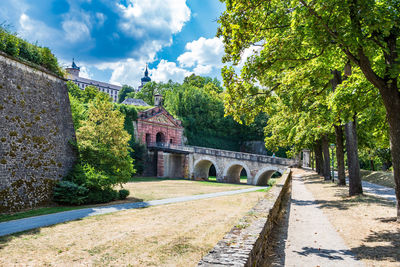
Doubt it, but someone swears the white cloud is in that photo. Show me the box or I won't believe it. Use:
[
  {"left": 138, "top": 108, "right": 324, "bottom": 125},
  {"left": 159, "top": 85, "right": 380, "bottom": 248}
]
[
  {"left": 62, "top": 20, "right": 91, "bottom": 43},
  {"left": 96, "top": 58, "right": 191, "bottom": 87},
  {"left": 117, "top": 0, "right": 191, "bottom": 37},
  {"left": 177, "top": 37, "right": 224, "bottom": 75},
  {"left": 151, "top": 60, "right": 192, "bottom": 83},
  {"left": 79, "top": 66, "right": 92, "bottom": 79},
  {"left": 19, "top": 14, "right": 61, "bottom": 45}
]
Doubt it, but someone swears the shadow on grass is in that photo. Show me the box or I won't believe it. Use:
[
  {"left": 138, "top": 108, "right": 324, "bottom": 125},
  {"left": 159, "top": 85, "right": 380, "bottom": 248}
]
[
  {"left": 351, "top": 227, "right": 400, "bottom": 262},
  {"left": 298, "top": 175, "right": 395, "bottom": 211},
  {"left": 0, "top": 228, "right": 41, "bottom": 249}
]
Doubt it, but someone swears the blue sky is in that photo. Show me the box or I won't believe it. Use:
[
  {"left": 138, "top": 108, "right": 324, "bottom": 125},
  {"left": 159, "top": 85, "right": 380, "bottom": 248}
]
[{"left": 0, "top": 0, "right": 226, "bottom": 87}]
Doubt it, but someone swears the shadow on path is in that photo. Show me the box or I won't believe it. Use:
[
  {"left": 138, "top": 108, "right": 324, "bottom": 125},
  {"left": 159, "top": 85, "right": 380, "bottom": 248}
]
[{"left": 294, "top": 246, "right": 356, "bottom": 260}]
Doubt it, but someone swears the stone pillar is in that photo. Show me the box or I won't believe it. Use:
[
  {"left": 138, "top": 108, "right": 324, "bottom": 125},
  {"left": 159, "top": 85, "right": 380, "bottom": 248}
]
[
  {"left": 302, "top": 149, "right": 311, "bottom": 168},
  {"left": 182, "top": 154, "right": 189, "bottom": 178},
  {"left": 157, "top": 151, "right": 164, "bottom": 177}
]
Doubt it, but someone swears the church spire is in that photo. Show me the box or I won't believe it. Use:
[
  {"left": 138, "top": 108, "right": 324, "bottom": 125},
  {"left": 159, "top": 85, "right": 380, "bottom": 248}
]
[{"left": 144, "top": 64, "right": 149, "bottom": 77}]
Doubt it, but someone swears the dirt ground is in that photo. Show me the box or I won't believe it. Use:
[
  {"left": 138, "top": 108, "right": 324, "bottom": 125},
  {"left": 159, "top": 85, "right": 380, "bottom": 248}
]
[
  {"left": 0, "top": 191, "right": 264, "bottom": 266},
  {"left": 117, "top": 179, "right": 255, "bottom": 203},
  {"left": 295, "top": 168, "right": 400, "bottom": 267}
]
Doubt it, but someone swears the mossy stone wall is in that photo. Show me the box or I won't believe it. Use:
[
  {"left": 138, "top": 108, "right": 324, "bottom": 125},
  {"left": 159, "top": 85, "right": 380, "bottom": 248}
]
[{"left": 0, "top": 53, "right": 76, "bottom": 213}]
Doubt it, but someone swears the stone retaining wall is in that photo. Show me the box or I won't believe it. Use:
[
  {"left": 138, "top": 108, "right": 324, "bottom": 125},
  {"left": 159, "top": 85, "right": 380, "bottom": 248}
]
[
  {"left": 0, "top": 52, "right": 76, "bottom": 213},
  {"left": 198, "top": 169, "right": 292, "bottom": 266}
]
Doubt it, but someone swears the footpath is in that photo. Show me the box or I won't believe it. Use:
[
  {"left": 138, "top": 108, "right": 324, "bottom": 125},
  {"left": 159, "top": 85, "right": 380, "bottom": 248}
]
[
  {"left": 0, "top": 186, "right": 266, "bottom": 237},
  {"left": 284, "top": 172, "right": 365, "bottom": 266}
]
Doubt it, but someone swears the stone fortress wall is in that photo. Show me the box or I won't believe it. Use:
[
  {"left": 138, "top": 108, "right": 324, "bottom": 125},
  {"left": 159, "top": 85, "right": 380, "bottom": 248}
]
[{"left": 0, "top": 52, "right": 76, "bottom": 213}]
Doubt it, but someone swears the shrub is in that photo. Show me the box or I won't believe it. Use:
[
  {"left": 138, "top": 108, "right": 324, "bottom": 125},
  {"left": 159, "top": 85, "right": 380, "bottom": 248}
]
[
  {"left": 0, "top": 26, "right": 64, "bottom": 76},
  {"left": 86, "top": 187, "right": 118, "bottom": 204},
  {"left": 53, "top": 181, "right": 88, "bottom": 205},
  {"left": 118, "top": 189, "right": 130, "bottom": 200}
]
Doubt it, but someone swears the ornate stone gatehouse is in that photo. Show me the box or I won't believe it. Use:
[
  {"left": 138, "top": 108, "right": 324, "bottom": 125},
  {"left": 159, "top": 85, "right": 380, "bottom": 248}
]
[
  {"left": 133, "top": 95, "right": 188, "bottom": 177},
  {"left": 134, "top": 95, "right": 184, "bottom": 147}
]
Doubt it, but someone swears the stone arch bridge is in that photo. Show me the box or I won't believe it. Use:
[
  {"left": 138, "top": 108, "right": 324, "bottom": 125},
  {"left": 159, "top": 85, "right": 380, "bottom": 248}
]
[{"left": 146, "top": 144, "right": 298, "bottom": 186}]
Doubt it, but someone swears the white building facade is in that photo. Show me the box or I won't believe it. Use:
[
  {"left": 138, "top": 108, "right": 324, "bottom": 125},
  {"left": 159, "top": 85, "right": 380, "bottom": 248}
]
[{"left": 66, "top": 60, "right": 121, "bottom": 102}]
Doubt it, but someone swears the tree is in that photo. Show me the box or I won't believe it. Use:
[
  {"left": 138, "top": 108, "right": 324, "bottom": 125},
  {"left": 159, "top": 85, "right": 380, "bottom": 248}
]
[
  {"left": 77, "top": 94, "right": 134, "bottom": 187},
  {"left": 218, "top": 0, "right": 400, "bottom": 221},
  {"left": 117, "top": 85, "right": 135, "bottom": 103}
]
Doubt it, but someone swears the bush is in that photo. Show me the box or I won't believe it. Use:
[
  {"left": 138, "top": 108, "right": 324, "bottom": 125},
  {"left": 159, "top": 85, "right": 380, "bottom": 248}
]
[
  {"left": 53, "top": 181, "right": 88, "bottom": 205},
  {"left": 86, "top": 187, "right": 119, "bottom": 204},
  {"left": 118, "top": 189, "right": 130, "bottom": 200},
  {"left": 0, "top": 26, "right": 64, "bottom": 76}
]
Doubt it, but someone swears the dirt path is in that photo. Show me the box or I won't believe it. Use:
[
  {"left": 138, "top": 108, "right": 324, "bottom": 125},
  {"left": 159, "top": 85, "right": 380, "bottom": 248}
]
[{"left": 284, "top": 172, "right": 364, "bottom": 266}]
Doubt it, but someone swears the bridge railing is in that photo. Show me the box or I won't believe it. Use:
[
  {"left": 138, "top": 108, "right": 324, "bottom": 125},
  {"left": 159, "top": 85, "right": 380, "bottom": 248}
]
[
  {"left": 146, "top": 142, "right": 298, "bottom": 166},
  {"left": 190, "top": 146, "right": 297, "bottom": 166}
]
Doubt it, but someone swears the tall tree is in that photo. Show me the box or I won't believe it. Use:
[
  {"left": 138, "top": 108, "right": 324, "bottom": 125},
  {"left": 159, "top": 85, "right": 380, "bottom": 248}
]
[
  {"left": 218, "top": 0, "right": 400, "bottom": 221},
  {"left": 117, "top": 85, "right": 135, "bottom": 103}
]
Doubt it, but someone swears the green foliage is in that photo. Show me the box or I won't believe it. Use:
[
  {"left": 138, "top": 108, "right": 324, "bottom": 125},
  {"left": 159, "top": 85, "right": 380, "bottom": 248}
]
[
  {"left": 118, "top": 189, "right": 130, "bottom": 200},
  {"left": 53, "top": 181, "right": 88, "bottom": 205},
  {"left": 86, "top": 187, "right": 118, "bottom": 204},
  {"left": 77, "top": 94, "right": 134, "bottom": 185},
  {"left": 117, "top": 85, "right": 135, "bottom": 103},
  {"left": 0, "top": 26, "right": 64, "bottom": 76},
  {"left": 135, "top": 80, "right": 179, "bottom": 105}
]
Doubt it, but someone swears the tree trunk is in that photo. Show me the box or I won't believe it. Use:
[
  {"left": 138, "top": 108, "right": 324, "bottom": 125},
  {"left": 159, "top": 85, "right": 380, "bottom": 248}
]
[
  {"left": 322, "top": 135, "right": 331, "bottom": 180},
  {"left": 334, "top": 125, "right": 346, "bottom": 185},
  {"left": 379, "top": 87, "right": 400, "bottom": 221},
  {"left": 314, "top": 141, "right": 324, "bottom": 175},
  {"left": 345, "top": 118, "right": 363, "bottom": 196},
  {"left": 311, "top": 151, "right": 314, "bottom": 170}
]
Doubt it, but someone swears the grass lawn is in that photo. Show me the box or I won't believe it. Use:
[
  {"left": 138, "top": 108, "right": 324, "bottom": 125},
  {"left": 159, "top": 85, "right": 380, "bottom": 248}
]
[
  {"left": 360, "top": 169, "right": 394, "bottom": 189},
  {"left": 0, "top": 178, "right": 257, "bottom": 223},
  {"left": 0, "top": 191, "right": 266, "bottom": 266},
  {"left": 208, "top": 176, "right": 248, "bottom": 183}
]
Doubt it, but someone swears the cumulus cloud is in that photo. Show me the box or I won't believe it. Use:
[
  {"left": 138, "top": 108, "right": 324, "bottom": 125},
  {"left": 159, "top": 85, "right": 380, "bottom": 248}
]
[
  {"left": 98, "top": 58, "right": 191, "bottom": 87},
  {"left": 118, "top": 0, "right": 191, "bottom": 36},
  {"left": 151, "top": 60, "right": 192, "bottom": 83},
  {"left": 178, "top": 37, "right": 224, "bottom": 75},
  {"left": 7, "top": 0, "right": 192, "bottom": 64},
  {"left": 62, "top": 20, "right": 91, "bottom": 43}
]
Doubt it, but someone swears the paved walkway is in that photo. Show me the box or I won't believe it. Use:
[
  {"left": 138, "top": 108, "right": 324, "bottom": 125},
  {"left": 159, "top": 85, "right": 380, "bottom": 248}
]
[
  {"left": 0, "top": 186, "right": 266, "bottom": 237},
  {"left": 304, "top": 168, "right": 396, "bottom": 203},
  {"left": 351, "top": 179, "right": 396, "bottom": 203},
  {"left": 284, "top": 174, "right": 364, "bottom": 266}
]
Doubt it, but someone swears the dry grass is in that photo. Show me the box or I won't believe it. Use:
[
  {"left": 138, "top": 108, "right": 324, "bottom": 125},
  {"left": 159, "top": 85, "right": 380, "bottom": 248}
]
[
  {"left": 0, "top": 191, "right": 265, "bottom": 266},
  {"left": 117, "top": 179, "right": 255, "bottom": 203},
  {"left": 360, "top": 169, "right": 395, "bottom": 189},
  {"left": 296, "top": 169, "right": 400, "bottom": 267}
]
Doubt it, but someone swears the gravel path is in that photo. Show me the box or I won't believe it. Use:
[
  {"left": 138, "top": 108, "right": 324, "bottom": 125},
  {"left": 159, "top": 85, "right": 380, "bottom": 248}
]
[
  {"left": 284, "top": 174, "right": 364, "bottom": 266},
  {"left": 0, "top": 186, "right": 267, "bottom": 237}
]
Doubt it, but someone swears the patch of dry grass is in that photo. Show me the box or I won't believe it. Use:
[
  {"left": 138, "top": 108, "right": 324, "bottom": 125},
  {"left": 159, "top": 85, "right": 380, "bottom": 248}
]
[
  {"left": 0, "top": 191, "right": 265, "bottom": 266},
  {"left": 360, "top": 169, "right": 395, "bottom": 189},
  {"left": 117, "top": 179, "right": 255, "bottom": 203},
  {"left": 296, "top": 169, "right": 400, "bottom": 267}
]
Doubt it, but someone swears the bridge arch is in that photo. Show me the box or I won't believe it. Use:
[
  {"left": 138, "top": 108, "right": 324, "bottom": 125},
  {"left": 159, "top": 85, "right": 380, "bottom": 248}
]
[
  {"left": 223, "top": 161, "right": 251, "bottom": 184},
  {"left": 254, "top": 166, "right": 284, "bottom": 186},
  {"left": 193, "top": 157, "right": 220, "bottom": 181}
]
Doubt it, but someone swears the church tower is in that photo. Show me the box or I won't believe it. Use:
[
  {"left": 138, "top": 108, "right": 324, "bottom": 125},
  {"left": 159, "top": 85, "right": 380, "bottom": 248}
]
[{"left": 138, "top": 64, "right": 151, "bottom": 91}]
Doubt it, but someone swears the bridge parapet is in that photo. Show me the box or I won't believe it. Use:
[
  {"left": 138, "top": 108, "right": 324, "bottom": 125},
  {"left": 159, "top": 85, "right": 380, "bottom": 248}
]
[
  {"left": 191, "top": 146, "right": 297, "bottom": 166},
  {"left": 147, "top": 142, "right": 298, "bottom": 166}
]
